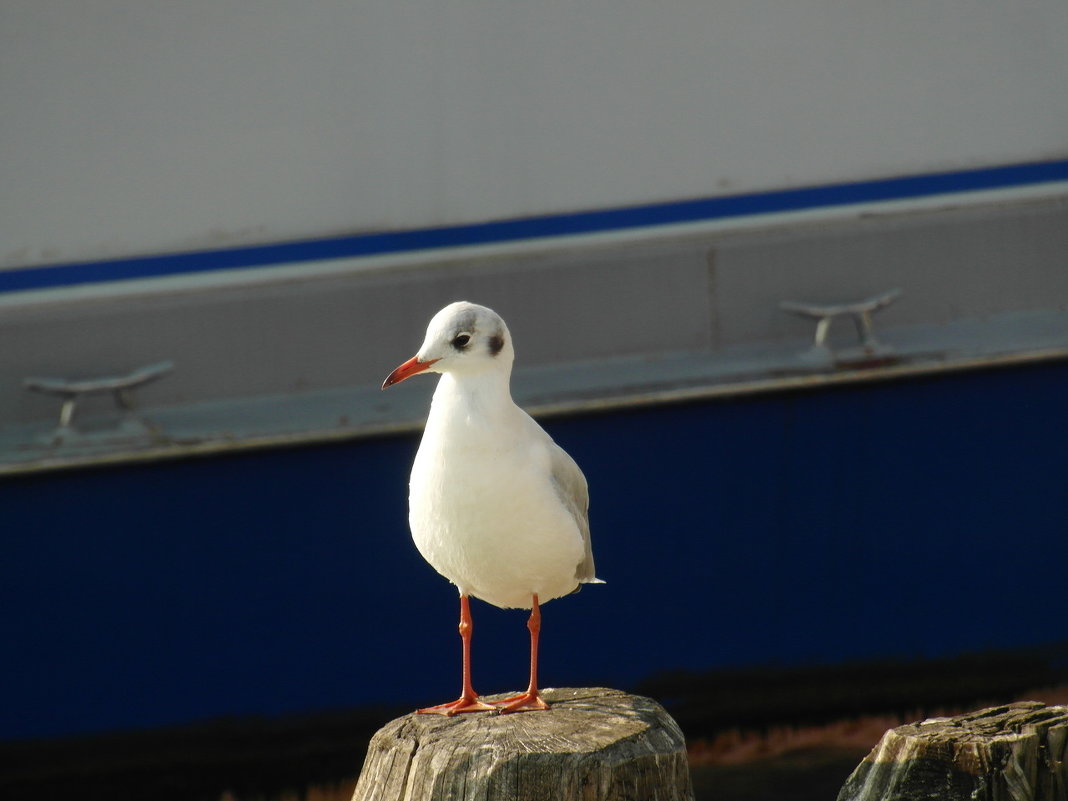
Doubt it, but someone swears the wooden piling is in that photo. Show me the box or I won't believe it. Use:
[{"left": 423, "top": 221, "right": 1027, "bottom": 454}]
[
  {"left": 838, "top": 701, "right": 1068, "bottom": 801},
  {"left": 351, "top": 687, "right": 695, "bottom": 801}
]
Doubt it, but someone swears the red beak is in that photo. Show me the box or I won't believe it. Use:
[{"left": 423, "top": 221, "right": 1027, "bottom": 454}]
[{"left": 382, "top": 355, "right": 439, "bottom": 389}]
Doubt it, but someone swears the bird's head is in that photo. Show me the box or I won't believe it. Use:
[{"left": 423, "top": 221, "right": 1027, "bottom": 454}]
[{"left": 382, "top": 301, "right": 514, "bottom": 389}]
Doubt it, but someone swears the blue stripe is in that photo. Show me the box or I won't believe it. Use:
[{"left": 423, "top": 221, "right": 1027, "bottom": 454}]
[{"left": 3, "top": 158, "right": 1067, "bottom": 294}]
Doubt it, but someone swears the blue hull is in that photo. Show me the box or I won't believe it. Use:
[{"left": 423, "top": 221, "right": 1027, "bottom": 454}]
[{"left": 3, "top": 359, "right": 1066, "bottom": 740}]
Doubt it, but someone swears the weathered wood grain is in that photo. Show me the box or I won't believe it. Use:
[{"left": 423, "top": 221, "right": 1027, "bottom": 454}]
[
  {"left": 838, "top": 701, "right": 1068, "bottom": 801},
  {"left": 351, "top": 687, "right": 695, "bottom": 801}
]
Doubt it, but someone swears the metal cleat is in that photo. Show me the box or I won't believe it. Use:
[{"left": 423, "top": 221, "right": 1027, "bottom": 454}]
[
  {"left": 24, "top": 361, "right": 174, "bottom": 444},
  {"left": 780, "top": 289, "right": 901, "bottom": 363}
]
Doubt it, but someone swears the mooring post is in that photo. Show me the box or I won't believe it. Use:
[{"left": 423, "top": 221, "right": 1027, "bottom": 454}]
[
  {"left": 838, "top": 701, "right": 1068, "bottom": 801},
  {"left": 351, "top": 687, "right": 695, "bottom": 801}
]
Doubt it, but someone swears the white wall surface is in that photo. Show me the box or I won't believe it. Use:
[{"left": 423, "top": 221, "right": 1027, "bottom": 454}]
[{"left": 2, "top": 0, "right": 1066, "bottom": 268}]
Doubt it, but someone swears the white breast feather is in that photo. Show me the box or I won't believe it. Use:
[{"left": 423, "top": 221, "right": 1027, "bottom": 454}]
[{"left": 408, "top": 400, "right": 584, "bottom": 609}]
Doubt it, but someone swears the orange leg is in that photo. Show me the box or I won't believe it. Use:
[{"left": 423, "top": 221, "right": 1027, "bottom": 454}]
[
  {"left": 417, "top": 594, "right": 496, "bottom": 715},
  {"left": 496, "top": 594, "right": 551, "bottom": 713}
]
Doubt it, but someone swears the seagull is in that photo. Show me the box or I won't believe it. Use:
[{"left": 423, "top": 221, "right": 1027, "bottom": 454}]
[{"left": 382, "top": 301, "right": 602, "bottom": 714}]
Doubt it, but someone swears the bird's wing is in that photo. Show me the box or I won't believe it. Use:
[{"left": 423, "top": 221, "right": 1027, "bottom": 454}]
[{"left": 547, "top": 439, "right": 603, "bottom": 585}]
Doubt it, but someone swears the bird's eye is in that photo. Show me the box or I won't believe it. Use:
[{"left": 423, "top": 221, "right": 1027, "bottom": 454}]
[{"left": 451, "top": 333, "right": 472, "bottom": 350}]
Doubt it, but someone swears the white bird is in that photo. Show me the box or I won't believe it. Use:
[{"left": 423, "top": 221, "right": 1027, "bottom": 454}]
[{"left": 382, "top": 301, "right": 602, "bottom": 714}]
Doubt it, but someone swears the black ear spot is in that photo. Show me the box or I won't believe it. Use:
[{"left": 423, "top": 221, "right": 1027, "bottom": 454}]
[{"left": 488, "top": 334, "right": 505, "bottom": 356}]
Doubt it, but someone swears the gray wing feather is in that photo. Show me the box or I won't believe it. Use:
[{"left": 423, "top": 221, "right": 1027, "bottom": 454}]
[{"left": 548, "top": 441, "right": 603, "bottom": 585}]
